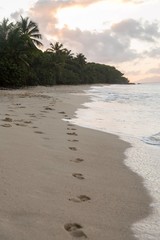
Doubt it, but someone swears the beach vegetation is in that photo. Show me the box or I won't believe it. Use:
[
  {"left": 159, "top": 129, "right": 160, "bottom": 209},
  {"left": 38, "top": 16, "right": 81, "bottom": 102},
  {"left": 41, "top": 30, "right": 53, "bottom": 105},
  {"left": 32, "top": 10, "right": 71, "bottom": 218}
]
[
  {"left": 16, "top": 16, "right": 43, "bottom": 48},
  {"left": 0, "top": 17, "right": 129, "bottom": 88}
]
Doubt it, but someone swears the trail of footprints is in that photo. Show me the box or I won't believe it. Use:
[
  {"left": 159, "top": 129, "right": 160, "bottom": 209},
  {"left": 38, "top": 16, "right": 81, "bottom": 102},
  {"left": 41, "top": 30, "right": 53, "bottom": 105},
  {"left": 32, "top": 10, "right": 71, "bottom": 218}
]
[
  {"left": 1, "top": 105, "right": 90, "bottom": 238},
  {"left": 1, "top": 102, "right": 55, "bottom": 137},
  {"left": 58, "top": 110, "right": 90, "bottom": 238}
]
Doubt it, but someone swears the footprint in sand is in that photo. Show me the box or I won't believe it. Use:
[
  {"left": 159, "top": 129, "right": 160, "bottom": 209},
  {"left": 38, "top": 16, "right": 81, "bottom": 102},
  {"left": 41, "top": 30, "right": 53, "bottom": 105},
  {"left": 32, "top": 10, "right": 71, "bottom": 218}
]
[
  {"left": 67, "top": 127, "right": 77, "bottom": 131},
  {"left": 78, "top": 195, "right": 91, "bottom": 202},
  {"left": 34, "top": 131, "right": 44, "bottom": 134},
  {"left": 23, "top": 120, "right": 32, "bottom": 124},
  {"left": 44, "top": 107, "right": 54, "bottom": 111},
  {"left": 2, "top": 117, "right": 12, "bottom": 122},
  {"left": 15, "top": 123, "right": 27, "bottom": 127},
  {"left": 72, "top": 173, "right": 85, "bottom": 180},
  {"left": 64, "top": 223, "right": 87, "bottom": 238},
  {"left": 69, "top": 195, "right": 91, "bottom": 203},
  {"left": 69, "top": 147, "right": 77, "bottom": 151},
  {"left": 18, "top": 106, "right": 26, "bottom": 109},
  {"left": 26, "top": 113, "right": 36, "bottom": 118},
  {"left": 58, "top": 111, "right": 66, "bottom": 114},
  {"left": 67, "top": 132, "right": 78, "bottom": 136},
  {"left": 70, "top": 158, "right": 84, "bottom": 163},
  {"left": 67, "top": 123, "right": 74, "bottom": 127},
  {"left": 68, "top": 139, "right": 79, "bottom": 142},
  {"left": 14, "top": 103, "right": 21, "bottom": 106},
  {"left": 1, "top": 124, "right": 12, "bottom": 127},
  {"left": 65, "top": 117, "right": 71, "bottom": 120}
]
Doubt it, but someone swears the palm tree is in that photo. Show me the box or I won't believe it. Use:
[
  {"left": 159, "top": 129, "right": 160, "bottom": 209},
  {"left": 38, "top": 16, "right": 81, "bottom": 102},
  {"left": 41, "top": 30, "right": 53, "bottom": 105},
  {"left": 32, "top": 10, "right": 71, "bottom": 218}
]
[
  {"left": 63, "top": 49, "right": 74, "bottom": 60},
  {"left": 0, "top": 18, "right": 13, "bottom": 39},
  {"left": 0, "top": 18, "right": 14, "bottom": 52},
  {"left": 74, "top": 53, "right": 87, "bottom": 84},
  {"left": 46, "top": 42, "right": 69, "bottom": 84},
  {"left": 75, "top": 53, "right": 86, "bottom": 66},
  {"left": 0, "top": 18, "right": 27, "bottom": 63},
  {"left": 17, "top": 16, "right": 43, "bottom": 48},
  {"left": 47, "top": 42, "right": 67, "bottom": 54},
  {"left": 7, "top": 27, "right": 29, "bottom": 65},
  {"left": 0, "top": 20, "right": 30, "bottom": 86}
]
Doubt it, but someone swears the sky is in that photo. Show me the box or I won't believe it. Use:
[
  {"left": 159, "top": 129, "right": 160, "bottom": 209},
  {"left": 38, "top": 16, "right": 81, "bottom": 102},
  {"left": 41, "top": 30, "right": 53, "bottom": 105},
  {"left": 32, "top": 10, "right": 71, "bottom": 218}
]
[{"left": 0, "top": 0, "right": 160, "bottom": 83}]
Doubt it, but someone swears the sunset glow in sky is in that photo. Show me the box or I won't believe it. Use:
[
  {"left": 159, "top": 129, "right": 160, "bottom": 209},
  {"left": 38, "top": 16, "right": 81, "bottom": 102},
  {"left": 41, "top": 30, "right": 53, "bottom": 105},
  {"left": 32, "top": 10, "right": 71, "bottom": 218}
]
[{"left": 0, "top": 0, "right": 160, "bottom": 83}]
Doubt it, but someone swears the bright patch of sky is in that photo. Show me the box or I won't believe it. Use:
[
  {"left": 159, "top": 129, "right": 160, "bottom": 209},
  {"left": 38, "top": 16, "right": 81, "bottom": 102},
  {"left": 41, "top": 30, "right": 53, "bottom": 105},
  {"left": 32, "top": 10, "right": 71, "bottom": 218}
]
[
  {"left": 56, "top": 0, "right": 160, "bottom": 32},
  {"left": 0, "top": 0, "right": 36, "bottom": 20}
]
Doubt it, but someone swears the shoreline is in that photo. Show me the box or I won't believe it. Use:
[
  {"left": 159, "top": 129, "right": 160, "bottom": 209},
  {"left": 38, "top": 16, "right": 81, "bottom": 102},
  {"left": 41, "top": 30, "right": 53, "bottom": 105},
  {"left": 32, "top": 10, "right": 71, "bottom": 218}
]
[{"left": 0, "top": 85, "right": 151, "bottom": 239}]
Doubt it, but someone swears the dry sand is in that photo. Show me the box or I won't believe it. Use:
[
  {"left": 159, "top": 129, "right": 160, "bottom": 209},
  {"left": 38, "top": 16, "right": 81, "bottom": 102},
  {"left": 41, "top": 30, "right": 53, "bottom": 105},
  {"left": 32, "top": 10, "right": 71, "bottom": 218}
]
[{"left": 0, "top": 85, "right": 151, "bottom": 240}]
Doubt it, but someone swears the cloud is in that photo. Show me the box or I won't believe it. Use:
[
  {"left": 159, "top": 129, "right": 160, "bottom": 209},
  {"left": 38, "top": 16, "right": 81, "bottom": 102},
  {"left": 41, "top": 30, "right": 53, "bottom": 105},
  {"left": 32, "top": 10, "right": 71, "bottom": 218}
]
[
  {"left": 23, "top": 0, "right": 160, "bottom": 64},
  {"left": 139, "top": 75, "right": 160, "bottom": 83},
  {"left": 30, "top": 0, "right": 102, "bottom": 11},
  {"left": 29, "top": 1, "right": 59, "bottom": 34},
  {"left": 146, "top": 47, "right": 160, "bottom": 58},
  {"left": 122, "top": 0, "right": 148, "bottom": 4},
  {"left": 146, "top": 66, "right": 160, "bottom": 74},
  {"left": 10, "top": 9, "right": 24, "bottom": 21},
  {"left": 28, "top": 0, "right": 102, "bottom": 27},
  {"left": 126, "top": 70, "right": 141, "bottom": 75},
  {"left": 65, "top": 0, "right": 103, "bottom": 7},
  {"left": 51, "top": 26, "right": 138, "bottom": 63},
  {"left": 53, "top": 19, "right": 160, "bottom": 63},
  {"left": 111, "top": 19, "right": 160, "bottom": 42},
  {"left": 28, "top": 0, "right": 102, "bottom": 36}
]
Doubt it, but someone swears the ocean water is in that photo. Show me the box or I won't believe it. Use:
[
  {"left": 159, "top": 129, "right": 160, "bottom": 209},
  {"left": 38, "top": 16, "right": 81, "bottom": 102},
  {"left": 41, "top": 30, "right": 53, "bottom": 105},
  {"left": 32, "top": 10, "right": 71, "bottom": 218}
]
[{"left": 70, "top": 83, "right": 160, "bottom": 240}]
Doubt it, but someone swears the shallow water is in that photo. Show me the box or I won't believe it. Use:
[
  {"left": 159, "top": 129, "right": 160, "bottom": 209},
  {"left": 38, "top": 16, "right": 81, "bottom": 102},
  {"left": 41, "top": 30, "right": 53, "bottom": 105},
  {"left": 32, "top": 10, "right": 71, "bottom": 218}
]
[{"left": 70, "top": 83, "right": 160, "bottom": 240}]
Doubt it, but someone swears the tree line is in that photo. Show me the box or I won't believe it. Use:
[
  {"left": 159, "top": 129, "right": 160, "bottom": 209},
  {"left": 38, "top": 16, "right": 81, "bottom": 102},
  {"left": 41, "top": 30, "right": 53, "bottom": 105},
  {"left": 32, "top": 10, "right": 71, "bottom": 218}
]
[{"left": 0, "top": 17, "right": 129, "bottom": 88}]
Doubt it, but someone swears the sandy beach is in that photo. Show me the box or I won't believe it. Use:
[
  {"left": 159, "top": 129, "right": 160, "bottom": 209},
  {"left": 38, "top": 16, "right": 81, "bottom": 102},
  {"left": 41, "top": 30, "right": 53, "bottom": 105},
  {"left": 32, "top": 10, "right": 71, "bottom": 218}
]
[{"left": 0, "top": 85, "right": 151, "bottom": 240}]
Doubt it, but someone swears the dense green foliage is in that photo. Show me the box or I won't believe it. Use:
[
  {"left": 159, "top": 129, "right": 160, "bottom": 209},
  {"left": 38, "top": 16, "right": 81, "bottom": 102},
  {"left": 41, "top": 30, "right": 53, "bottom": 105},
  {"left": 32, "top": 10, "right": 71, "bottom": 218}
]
[{"left": 0, "top": 17, "right": 129, "bottom": 87}]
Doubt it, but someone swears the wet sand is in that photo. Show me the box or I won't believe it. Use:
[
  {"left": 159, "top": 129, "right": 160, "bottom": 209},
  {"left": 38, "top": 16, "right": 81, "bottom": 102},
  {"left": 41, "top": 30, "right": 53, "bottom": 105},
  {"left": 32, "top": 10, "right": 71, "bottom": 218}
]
[{"left": 0, "top": 85, "right": 151, "bottom": 239}]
